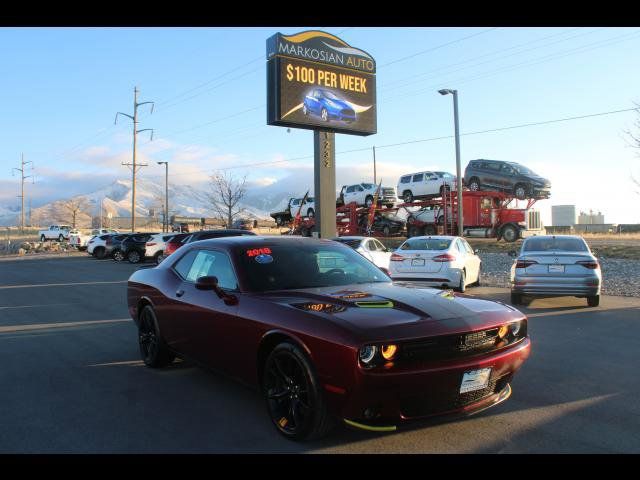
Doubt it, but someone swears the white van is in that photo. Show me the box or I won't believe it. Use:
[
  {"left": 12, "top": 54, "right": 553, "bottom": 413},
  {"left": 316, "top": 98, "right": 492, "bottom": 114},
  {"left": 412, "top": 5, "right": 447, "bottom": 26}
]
[{"left": 397, "top": 171, "right": 455, "bottom": 203}]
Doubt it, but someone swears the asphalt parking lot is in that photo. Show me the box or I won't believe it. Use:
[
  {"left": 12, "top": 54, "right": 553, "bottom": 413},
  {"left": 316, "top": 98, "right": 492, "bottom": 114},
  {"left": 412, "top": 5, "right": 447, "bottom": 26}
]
[{"left": 1, "top": 255, "right": 639, "bottom": 453}]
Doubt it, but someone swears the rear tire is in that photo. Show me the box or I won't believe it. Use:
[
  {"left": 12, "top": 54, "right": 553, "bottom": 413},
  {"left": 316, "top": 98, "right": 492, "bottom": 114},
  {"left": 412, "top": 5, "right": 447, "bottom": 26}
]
[
  {"left": 455, "top": 270, "right": 466, "bottom": 293},
  {"left": 365, "top": 196, "right": 374, "bottom": 208},
  {"left": 514, "top": 183, "right": 529, "bottom": 200},
  {"left": 154, "top": 251, "right": 164, "bottom": 265},
  {"left": 94, "top": 247, "right": 106, "bottom": 260},
  {"left": 307, "top": 209, "right": 314, "bottom": 218},
  {"left": 58, "top": 234, "right": 64, "bottom": 242},
  {"left": 113, "top": 249, "right": 124, "bottom": 262},
  {"left": 587, "top": 295, "right": 600, "bottom": 307},
  {"left": 403, "top": 191, "right": 413, "bottom": 203},
  {"left": 510, "top": 292, "right": 522, "bottom": 305},
  {"left": 40, "top": 234, "right": 46, "bottom": 242},
  {"left": 138, "top": 305, "right": 175, "bottom": 368},
  {"left": 262, "top": 342, "right": 335, "bottom": 441},
  {"left": 128, "top": 250, "right": 142, "bottom": 264}
]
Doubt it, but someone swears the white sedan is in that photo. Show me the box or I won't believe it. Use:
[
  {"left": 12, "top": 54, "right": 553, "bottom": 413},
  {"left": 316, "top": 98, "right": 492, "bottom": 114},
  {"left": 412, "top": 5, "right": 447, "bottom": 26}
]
[
  {"left": 388, "top": 235, "right": 481, "bottom": 292},
  {"left": 331, "top": 236, "right": 392, "bottom": 270}
]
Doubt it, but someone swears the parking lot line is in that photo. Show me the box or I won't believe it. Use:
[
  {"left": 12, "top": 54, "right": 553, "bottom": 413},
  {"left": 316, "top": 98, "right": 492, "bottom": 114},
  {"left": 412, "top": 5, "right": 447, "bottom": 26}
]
[
  {"left": 0, "top": 318, "right": 130, "bottom": 333},
  {"left": 0, "top": 280, "right": 127, "bottom": 290}
]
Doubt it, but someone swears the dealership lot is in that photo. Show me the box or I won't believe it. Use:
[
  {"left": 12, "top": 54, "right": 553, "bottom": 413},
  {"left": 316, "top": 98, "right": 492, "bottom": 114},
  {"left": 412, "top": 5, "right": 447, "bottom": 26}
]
[{"left": 0, "top": 256, "right": 639, "bottom": 453}]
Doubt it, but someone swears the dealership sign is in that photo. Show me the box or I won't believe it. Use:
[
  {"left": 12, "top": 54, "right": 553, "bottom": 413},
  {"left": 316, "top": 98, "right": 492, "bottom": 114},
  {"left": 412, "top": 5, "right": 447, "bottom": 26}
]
[{"left": 267, "top": 31, "right": 376, "bottom": 136}]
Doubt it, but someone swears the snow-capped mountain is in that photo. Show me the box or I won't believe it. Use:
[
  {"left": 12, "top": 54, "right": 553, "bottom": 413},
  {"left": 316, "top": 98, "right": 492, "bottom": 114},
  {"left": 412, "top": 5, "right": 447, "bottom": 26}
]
[{"left": 0, "top": 177, "right": 306, "bottom": 227}]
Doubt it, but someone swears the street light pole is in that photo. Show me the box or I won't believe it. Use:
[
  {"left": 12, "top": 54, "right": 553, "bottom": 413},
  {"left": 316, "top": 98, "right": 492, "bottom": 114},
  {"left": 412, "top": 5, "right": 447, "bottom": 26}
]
[
  {"left": 439, "top": 89, "right": 464, "bottom": 236},
  {"left": 157, "top": 162, "right": 168, "bottom": 233}
]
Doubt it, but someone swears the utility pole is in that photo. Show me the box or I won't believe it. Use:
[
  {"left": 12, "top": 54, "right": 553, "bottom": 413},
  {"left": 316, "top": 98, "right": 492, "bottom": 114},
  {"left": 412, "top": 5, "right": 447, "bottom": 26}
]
[
  {"left": 157, "top": 161, "right": 169, "bottom": 233},
  {"left": 372, "top": 146, "right": 377, "bottom": 184},
  {"left": 12, "top": 153, "right": 33, "bottom": 233},
  {"left": 116, "top": 86, "right": 154, "bottom": 232}
]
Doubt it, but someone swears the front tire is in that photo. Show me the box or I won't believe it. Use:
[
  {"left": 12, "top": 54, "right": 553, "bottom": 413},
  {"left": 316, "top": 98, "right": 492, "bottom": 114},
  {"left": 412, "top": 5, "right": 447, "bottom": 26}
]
[
  {"left": 262, "top": 342, "right": 334, "bottom": 441},
  {"left": 40, "top": 234, "right": 46, "bottom": 242},
  {"left": 514, "top": 183, "right": 529, "bottom": 200},
  {"left": 58, "top": 234, "right": 64, "bottom": 242},
  {"left": 365, "top": 196, "right": 374, "bottom": 208},
  {"left": 502, "top": 224, "right": 518, "bottom": 243},
  {"left": 307, "top": 209, "right": 314, "bottom": 218},
  {"left": 468, "top": 177, "right": 481, "bottom": 192},
  {"left": 138, "top": 305, "right": 175, "bottom": 368},
  {"left": 587, "top": 295, "right": 600, "bottom": 307}
]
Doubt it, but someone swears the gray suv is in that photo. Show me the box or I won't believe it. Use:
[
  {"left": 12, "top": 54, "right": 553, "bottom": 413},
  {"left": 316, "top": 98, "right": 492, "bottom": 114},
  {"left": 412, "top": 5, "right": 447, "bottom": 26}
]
[{"left": 464, "top": 159, "right": 551, "bottom": 200}]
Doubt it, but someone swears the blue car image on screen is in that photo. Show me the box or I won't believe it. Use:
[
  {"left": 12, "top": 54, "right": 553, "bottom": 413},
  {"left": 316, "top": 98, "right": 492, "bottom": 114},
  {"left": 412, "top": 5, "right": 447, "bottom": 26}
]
[{"left": 303, "top": 89, "right": 357, "bottom": 123}]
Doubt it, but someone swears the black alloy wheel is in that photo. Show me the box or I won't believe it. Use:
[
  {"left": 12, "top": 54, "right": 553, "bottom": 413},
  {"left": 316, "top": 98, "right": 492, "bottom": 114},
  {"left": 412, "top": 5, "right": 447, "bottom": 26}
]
[
  {"left": 403, "top": 191, "right": 413, "bottom": 203},
  {"left": 138, "top": 305, "right": 175, "bottom": 368},
  {"left": 263, "top": 343, "right": 333, "bottom": 441},
  {"left": 128, "top": 250, "right": 141, "bottom": 264},
  {"left": 468, "top": 178, "right": 480, "bottom": 191},
  {"left": 514, "top": 183, "right": 529, "bottom": 200}
]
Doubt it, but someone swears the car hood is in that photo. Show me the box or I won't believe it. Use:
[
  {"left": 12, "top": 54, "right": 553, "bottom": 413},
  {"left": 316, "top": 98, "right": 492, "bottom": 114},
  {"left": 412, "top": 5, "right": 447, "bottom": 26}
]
[
  {"left": 326, "top": 98, "right": 351, "bottom": 109},
  {"left": 529, "top": 175, "right": 550, "bottom": 186},
  {"left": 254, "top": 283, "right": 524, "bottom": 342}
]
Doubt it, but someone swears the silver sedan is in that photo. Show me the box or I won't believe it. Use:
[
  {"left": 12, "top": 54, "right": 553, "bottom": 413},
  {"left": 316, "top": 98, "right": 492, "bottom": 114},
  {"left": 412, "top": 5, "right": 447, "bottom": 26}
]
[{"left": 509, "top": 235, "right": 602, "bottom": 306}]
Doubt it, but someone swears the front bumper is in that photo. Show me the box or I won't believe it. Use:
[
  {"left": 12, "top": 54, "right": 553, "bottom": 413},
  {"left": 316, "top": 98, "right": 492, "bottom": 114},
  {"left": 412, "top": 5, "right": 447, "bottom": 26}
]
[{"left": 338, "top": 337, "right": 531, "bottom": 427}]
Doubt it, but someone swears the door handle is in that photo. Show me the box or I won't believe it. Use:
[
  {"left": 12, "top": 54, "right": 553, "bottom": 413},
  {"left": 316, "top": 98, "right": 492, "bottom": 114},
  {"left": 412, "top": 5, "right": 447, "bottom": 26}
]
[{"left": 175, "top": 289, "right": 184, "bottom": 298}]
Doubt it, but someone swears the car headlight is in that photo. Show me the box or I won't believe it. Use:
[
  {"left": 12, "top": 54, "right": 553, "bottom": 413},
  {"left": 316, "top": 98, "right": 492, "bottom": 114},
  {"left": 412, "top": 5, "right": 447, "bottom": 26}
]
[
  {"left": 359, "top": 345, "right": 378, "bottom": 364},
  {"left": 509, "top": 320, "right": 523, "bottom": 336}
]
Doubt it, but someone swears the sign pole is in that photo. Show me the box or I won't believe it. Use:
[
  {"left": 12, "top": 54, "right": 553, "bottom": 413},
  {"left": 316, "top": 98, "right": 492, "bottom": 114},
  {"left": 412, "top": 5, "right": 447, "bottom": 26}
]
[{"left": 313, "top": 130, "right": 336, "bottom": 239}]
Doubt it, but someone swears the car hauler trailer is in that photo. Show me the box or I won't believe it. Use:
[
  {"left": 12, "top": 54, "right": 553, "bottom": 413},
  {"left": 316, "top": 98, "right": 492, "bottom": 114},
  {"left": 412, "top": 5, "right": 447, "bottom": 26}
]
[{"left": 400, "top": 190, "right": 544, "bottom": 242}]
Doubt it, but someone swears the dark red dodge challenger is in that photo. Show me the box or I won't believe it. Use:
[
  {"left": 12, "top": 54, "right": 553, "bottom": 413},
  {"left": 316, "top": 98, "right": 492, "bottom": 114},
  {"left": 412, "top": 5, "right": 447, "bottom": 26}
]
[{"left": 127, "top": 236, "right": 531, "bottom": 440}]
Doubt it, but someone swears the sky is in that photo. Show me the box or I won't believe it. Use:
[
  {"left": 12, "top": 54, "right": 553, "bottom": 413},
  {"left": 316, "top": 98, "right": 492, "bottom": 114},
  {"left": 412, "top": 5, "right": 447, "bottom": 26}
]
[{"left": 1, "top": 26, "right": 639, "bottom": 224}]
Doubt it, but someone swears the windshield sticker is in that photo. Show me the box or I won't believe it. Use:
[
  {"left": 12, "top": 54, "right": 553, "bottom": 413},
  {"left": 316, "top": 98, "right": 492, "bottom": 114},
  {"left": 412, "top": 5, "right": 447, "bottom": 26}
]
[
  {"left": 255, "top": 254, "right": 274, "bottom": 264},
  {"left": 247, "top": 247, "right": 272, "bottom": 257}
]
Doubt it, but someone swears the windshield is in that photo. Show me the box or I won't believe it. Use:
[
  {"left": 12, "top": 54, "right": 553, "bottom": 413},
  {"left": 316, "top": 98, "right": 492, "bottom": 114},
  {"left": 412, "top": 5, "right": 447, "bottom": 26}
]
[
  {"left": 321, "top": 90, "right": 340, "bottom": 100},
  {"left": 400, "top": 238, "right": 452, "bottom": 251},
  {"left": 235, "top": 242, "right": 390, "bottom": 292},
  {"left": 523, "top": 237, "right": 589, "bottom": 253}
]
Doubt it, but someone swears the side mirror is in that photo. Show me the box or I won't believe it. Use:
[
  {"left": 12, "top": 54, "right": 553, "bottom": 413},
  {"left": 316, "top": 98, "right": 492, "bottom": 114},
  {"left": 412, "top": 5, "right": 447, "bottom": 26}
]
[
  {"left": 195, "top": 275, "right": 218, "bottom": 290},
  {"left": 474, "top": 249, "right": 481, "bottom": 255},
  {"left": 508, "top": 250, "right": 517, "bottom": 258},
  {"left": 195, "top": 276, "right": 238, "bottom": 305}
]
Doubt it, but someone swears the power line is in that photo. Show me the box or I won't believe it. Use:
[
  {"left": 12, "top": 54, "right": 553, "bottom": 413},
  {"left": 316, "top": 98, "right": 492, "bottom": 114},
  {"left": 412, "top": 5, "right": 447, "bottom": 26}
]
[
  {"left": 378, "top": 27, "right": 500, "bottom": 69},
  {"left": 144, "top": 106, "right": 637, "bottom": 179}
]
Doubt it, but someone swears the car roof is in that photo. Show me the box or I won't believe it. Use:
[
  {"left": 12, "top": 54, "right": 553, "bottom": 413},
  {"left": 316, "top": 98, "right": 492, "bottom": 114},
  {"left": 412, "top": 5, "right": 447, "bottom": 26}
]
[
  {"left": 332, "top": 236, "right": 369, "bottom": 240},
  {"left": 405, "top": 235, "right": 460, "bottom": 240},
  {"left": 187, "top": 235, "right": 342, "bottom": 250},
  {"left": 523, "top": 235, "right": 584, "bottom": 241}
]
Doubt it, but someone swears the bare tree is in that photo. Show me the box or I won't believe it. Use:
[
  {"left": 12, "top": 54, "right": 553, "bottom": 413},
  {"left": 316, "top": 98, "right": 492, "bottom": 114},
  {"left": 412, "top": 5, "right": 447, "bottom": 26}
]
[
  {"left": 207, "top": 172, "right": 247, "bottom": 228},
  {"left": 625, "top": 102, "right": 640, "bottom": 195},
  {"left": 62, "top": 198, "right": 91, "bottom": 228}
]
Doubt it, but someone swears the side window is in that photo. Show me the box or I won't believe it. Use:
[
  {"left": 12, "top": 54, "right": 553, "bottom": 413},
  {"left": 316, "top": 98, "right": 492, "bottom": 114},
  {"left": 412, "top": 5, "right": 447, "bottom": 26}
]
[
  {"left": 462, "top": 239, "right": 474, "bottom": 254},
  {"left": 400, "top": 176, "right": 411, "bottom": 184},
  {"left": 456, "top": 239, "right": 467, "bottom": 254},
  {"left": 346, "top": 185, "right": 355, "bottom": 193},
  {"left": 486, "top": 162, "right": 501, "bottom": 171},
  {"left": 373, "top": 239, "right": 386, "bottom": 251},
  {"left": 173, "top": 249, "right": 199, "bottom": 280},
  {"left": 356, "top": 185, "right": 364, "bottom": 192},
  {"left": 412, "top": 173, "right": 424, "bottom": 182},
  {"left": 184, "top": 250, "right": 238, "bottom": 290},
  {"left": 501, "top": 164, "right": 514, "bottom": 175}
]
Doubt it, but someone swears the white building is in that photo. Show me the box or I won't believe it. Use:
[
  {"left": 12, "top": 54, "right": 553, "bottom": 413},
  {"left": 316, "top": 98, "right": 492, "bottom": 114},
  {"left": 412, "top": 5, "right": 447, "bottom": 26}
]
[{"left": 551, "top": 205, "right": 577, "bottom": 227}]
